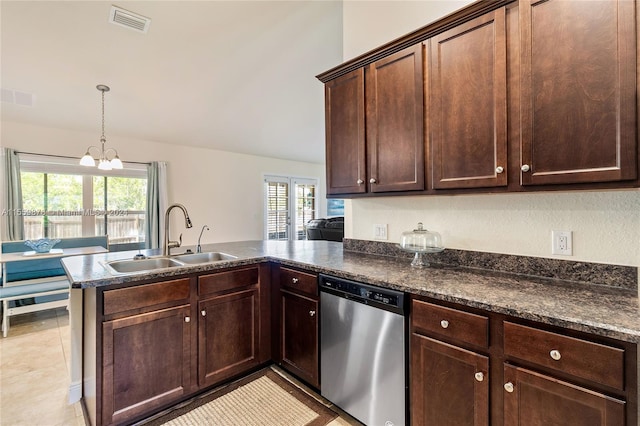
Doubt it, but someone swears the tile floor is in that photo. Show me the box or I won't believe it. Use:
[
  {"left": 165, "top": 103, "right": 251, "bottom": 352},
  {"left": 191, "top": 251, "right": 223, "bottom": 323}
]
[
  {"left": 0, "top": 307, "right": 84, "bottom": 426},
  {"left": 0, "top": 308, "right": 360, "bottom": 426}
]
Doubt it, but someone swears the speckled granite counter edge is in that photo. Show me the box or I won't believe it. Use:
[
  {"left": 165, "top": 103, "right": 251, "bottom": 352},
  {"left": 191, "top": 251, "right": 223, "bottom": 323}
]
[
  {"left": 343, "top": 238, "right": 638, "bottom": 290},
  {"left": 62, "top": 241, "right": 640, "bottom": 344}
]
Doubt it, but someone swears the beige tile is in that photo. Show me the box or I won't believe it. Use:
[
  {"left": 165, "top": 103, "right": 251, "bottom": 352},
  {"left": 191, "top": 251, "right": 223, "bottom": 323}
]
[
  {"left": 0, "top": 365, "right": 74, "bottom": 425},
  {"left": 0, "top": 329, "right": 66, "bottom": 380}
]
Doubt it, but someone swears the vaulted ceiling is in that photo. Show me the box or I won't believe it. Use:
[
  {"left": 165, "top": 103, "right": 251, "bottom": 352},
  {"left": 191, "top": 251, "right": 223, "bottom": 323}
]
[{"left": 1, "top": 1, "right": 343, "bottom": 164}]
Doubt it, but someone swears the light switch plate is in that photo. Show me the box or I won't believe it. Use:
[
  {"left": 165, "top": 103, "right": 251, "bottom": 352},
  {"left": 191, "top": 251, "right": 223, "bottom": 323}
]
[{"left": 374, "top": 224, "right": 388, "bottom": 240}]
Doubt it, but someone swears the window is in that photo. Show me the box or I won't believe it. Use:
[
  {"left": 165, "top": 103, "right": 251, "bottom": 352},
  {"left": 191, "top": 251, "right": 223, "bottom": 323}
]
[
  {"left": 264, "top": 175, "right": 317, "bottom": 241},
  {"left": 19, "top": 154, "right": 148, "bottom": 250}
]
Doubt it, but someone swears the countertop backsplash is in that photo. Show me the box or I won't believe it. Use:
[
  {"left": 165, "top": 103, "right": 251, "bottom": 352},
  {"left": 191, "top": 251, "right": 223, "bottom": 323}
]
[{"left": 343, "top": 238, "right": 638, "bottom": 291}]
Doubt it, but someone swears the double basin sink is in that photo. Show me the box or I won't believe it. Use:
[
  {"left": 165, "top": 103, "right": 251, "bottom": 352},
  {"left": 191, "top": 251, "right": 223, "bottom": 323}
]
[{"left": 103, "top": 252, "right": 237, "bottom": 275}]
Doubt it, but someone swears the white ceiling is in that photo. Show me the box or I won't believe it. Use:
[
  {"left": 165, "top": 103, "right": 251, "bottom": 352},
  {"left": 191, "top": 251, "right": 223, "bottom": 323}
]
[{"left": 1, "top": 1, "right": 343, "bottom": 164}]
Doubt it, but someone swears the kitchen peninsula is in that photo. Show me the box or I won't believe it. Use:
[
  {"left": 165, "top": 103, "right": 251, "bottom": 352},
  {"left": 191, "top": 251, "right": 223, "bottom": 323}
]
[{"left": 62, "top": 240, "right": 639, "bottom": 425}]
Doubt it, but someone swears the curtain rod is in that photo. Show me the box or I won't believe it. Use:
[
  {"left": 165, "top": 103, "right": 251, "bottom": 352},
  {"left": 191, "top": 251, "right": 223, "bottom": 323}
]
[{"left": 15, "top": 150, "right": 151, "bottom": 166}]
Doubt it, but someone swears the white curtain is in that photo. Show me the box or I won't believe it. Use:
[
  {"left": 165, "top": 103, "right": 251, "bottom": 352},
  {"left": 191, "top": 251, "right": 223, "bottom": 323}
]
[
  {"left": 2, "top": 148, "right": 24, "bottom": 240},
  {"left": 146, "top": 161, "right": 168, "bottom": 249}
]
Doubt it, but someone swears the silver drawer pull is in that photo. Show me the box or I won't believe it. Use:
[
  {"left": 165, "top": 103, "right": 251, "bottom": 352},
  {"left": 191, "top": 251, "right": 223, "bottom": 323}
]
[
  {"left": 474, "top": 372, "right": 484, "bottom": 382},
  {"left": 201, "top": 310, "right": 206, "bottom": 317},
  {"left": 504, "top": 382, "right": 514, "bottom": 393},
  {"left": 440, "top": 320, "right": 449, "bottom": 329},
  {"left": 357, "top": 179, "right": 364, "bottom": 185},
  {"left": 309, "top": 310, "right": 316, "bottom": 317},
  {"left": 184, "top": 316, "right": 191, "bottom": 323},
  {"left": 292, "top": 277, "right": 299, "bottom": 284},
  {"left": 550, "top": 349, "right": 561, "bottom": 361},
  {"left": 370, "top": 178, "right": 377, "bottom": 184},
  {"left": 496, "top": 166, "right": 504, "bottom": 174},
  {"left": 521, "top": 164, "right": 531, "bottom": 172}
]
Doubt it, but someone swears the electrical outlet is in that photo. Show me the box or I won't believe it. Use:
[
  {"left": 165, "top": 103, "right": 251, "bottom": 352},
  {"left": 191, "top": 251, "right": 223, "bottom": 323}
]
[
  {"left": 374, "top": 224, "right": 388, "bottom": 240},
  {"left": 552, "top": 230, "right": 572, "bottom": 255}
]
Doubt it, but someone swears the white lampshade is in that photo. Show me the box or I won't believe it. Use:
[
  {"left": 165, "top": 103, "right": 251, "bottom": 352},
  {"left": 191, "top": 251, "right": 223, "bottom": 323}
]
[
  {"left": 110, "top": 156, "right": 123, "bottom": 169},
  {"left": 98, "top": 159, "right": 113, "bottom": 170},
  {"left": 80, "top": 153, "right": 96, "bottom": 167}
]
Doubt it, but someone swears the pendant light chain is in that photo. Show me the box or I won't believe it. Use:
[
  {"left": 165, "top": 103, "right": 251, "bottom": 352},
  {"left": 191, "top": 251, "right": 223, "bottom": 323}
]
[
  {"left": 79, "top": 84, "right": 123, "bottom": 170},
  {"left": 101, "top": 88, "right": 106, "bottom": 143}
]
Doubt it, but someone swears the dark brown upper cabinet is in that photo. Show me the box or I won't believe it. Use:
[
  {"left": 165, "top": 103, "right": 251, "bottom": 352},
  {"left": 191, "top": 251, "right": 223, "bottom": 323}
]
[
  {"left": 428, "top": 8, "right": 507, "bottom": 189},
  {"left": 519, "top": 0, "right": 637, "bottom": 185},
  {"left": 366, "top": 44, "right": 425, "bottom": 193},
  {"left": 318, "top": 0, "right": 639, "bottom": 197},
  {"left": 324, "top": 69, "right": 366, "bottom": 195}
]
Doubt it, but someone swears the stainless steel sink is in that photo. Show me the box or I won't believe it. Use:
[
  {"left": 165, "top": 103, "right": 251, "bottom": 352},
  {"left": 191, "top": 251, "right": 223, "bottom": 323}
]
[
  {"left": 104, "top": 257, "right": 184, "bottom": 274},
  {"left": 102, "top": 252, "right": 238, "bottom": 275},
  {"left": 172, "top": 252, "right": 237, "bottom": 264}
]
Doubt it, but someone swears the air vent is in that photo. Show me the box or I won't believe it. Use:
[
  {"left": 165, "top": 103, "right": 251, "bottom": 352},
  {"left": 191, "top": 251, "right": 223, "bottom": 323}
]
[
  {"left": 1, "top": 88, "right": 35, "bottom": 107},
  {"left": 109, "top": 5, "right": 151, "bottom": 33}
]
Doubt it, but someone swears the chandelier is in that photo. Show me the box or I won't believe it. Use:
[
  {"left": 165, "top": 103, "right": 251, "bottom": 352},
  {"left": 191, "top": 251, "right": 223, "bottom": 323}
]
[{"left": 79, "top": 84, "right": 123, "bottom": 170}]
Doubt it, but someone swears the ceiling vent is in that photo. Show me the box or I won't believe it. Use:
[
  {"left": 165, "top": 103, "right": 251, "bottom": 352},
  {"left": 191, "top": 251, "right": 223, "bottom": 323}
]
[
  {"left": 1, "top": 88, "right": 35, "bottom": 107},
  {"left": 109, "top": 6, "right": 151, "bottom": 34}
]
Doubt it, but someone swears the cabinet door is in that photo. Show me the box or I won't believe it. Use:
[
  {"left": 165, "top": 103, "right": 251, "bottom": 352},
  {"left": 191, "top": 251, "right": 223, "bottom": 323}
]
[
  {"left": 411, "top": 333, "right": 489, "bottom": 426},
  {"left": 102, "top": 305, "right": 192, "bottom": 426},
  {"left": 325, "top": 68, "right": 366, "bottom": 195},
  {"left": 520, "top": 0, "right": 636, "bottom": 185},
  {"left": 429, "top": 8, "right": 507, "bottom": 189},
  {"left": 366, "top": 44, "right": 425, "bottom": 192},
  {"left": 198, "top": 288, "right": 260, "bottom": 387},
  {"left": 503, "top": 364, "right": 625, "bottom": 426},
  {"left": 280, "top": 290, "right": 319, "bottom": 388}
]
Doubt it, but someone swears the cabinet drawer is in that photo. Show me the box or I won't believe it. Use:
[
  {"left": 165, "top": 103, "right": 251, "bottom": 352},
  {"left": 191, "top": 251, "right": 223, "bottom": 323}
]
[
  {"left": 103, "top": 278, "right": 190, "bottom": 316},
  {"left": 503, "top": 322, "right": 624, "bottom": 390},
  {"left": 412, "top": 300, "right": 489, "bottom": 348},
  {"left": 280, "top": 267, "right": 317, "bottom": 297},
  {"left": 199, "top": 267, "right": 259, "bottom": 296}
]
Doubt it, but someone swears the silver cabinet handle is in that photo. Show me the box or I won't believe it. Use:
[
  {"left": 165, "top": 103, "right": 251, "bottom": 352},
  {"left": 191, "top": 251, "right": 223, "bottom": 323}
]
[
  {"left": 550, "top": 349, "right": 561, "bottom": 361},
  {"left": 496, "top": 166, "right": 504, "bottom": 174},
  {"left": 184, "top": 316, "right": 191, "bottom": 323},
  {"left": 201, "top": 310, "right": 206, "bottom": 317},
  {"left": 309, "top": 310, "right": 316, "bottom": 317},
  {"left": 357, "top": 179, "right": 364, "bottom": 185},
  {"left": 292, "top": 277, "right": 299, "bottom": 284},
  {"left": 521, "top": 164, "right": 531, "bottom": 172},
  {"left": 474, "top": 372, "right": 484, "bottom": 382},
  {"left": 504, "top": 382, "right": 514, "bottom": 393},
  {"left": 440, "top": 320, "right": 449, "bottom": 329},
  {"left": 369, "top": 178, "right": 377, "bottom": 184}
]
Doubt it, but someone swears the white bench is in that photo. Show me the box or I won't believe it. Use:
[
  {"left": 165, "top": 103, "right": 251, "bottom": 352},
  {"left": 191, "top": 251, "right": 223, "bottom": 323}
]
[{"left": 0, "top": 237, "right": 108, "bottom": 337}]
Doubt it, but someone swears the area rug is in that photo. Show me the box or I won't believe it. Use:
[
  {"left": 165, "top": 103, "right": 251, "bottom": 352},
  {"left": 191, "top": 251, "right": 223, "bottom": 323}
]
[{"left": 141, "top": 368, "right": 338, "bottom": 426}]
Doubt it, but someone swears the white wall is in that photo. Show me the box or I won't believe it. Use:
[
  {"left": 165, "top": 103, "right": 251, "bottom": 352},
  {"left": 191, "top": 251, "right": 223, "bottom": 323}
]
[
  {"left": 343, "top": 1, "right": 640, "bottom": 267},
  {"left": 343, "top": 0, "right": 473, "bottom": 60},
  {"left": 1, "top": 121, "right": 326, "bottom": 246}
]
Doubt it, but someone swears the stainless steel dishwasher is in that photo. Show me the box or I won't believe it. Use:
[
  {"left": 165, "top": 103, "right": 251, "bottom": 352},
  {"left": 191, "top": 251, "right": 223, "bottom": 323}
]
[{"left": 319, "top": 274, "right": 406, "bottom": 426}]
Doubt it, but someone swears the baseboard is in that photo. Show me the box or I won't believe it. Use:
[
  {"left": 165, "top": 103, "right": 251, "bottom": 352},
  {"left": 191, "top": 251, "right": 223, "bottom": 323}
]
[{"left": 69, "top": 380, "right": 82, "bottom": 404}]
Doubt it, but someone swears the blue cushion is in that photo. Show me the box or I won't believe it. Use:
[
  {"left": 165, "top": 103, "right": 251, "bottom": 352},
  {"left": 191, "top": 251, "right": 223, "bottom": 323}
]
[
  {"left": 2, "top": 236, "right": 108, "bottom": 283},
  {"left": 0, "top": 279, "right": 68, "bottom": 298}
]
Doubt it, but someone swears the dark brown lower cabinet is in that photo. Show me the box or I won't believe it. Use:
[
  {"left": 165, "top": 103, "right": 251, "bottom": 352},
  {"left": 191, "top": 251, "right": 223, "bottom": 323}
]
[
  {"left": 411, "top": 333, "right": 489, "bottom": 425},
  {"left": 503, "top": 364, "right": 625, "bottom": 426},
  {"left": 102, "top": 305, "right": 192, "bottom": 426},
  {"left": 96, "top": 265, "right": 269, "bottom": 426},
  {"left": 198, "top": 287, "right": 260, "bottom": 387},
  {"left": 280, "top": 290, "right": 319, "bottom": 388}
]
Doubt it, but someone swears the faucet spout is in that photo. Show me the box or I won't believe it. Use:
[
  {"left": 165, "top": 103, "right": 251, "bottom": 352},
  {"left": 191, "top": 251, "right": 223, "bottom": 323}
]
[
  {"left": 197, "top": 225, "right": 210, "bottom": 253},
  {"left": 163, "top": 203, "right": 193, "bottom": 256}
]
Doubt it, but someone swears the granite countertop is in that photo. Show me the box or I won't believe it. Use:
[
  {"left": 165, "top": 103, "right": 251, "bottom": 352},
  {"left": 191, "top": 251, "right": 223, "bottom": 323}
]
[{"left": 61, "top": 240, "right": 640, "bottom": 343}]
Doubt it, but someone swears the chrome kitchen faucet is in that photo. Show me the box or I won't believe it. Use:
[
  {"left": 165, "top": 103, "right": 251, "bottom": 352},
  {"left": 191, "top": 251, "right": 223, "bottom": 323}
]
[{"left": 163, "top": 203, "right": 193, "bottom": 256}]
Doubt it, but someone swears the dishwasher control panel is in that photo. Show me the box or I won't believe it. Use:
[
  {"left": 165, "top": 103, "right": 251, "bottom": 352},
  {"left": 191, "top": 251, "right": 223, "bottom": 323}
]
[{"left": 319, "top": 274, "right": 405, "bottom": 311}]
